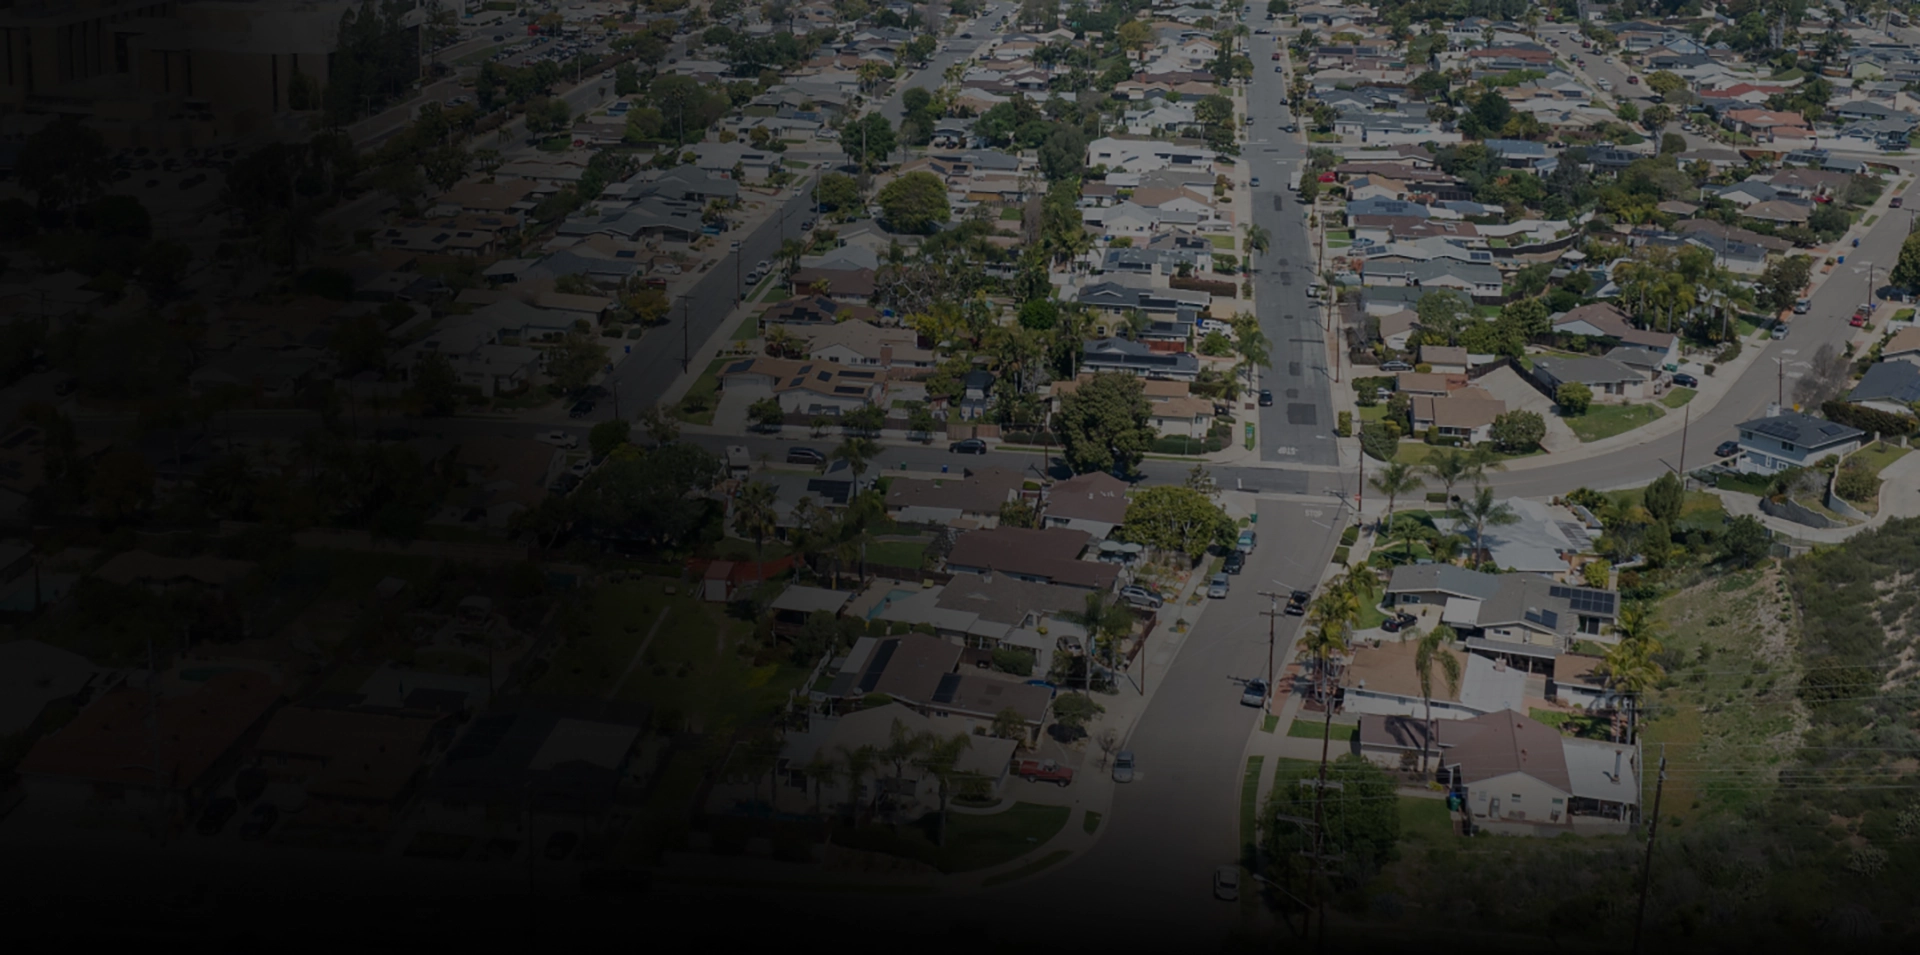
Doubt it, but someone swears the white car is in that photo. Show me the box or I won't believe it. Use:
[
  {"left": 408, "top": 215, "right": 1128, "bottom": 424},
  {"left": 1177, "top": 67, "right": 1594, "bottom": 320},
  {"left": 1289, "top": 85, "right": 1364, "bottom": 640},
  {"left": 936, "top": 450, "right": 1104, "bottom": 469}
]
[
  {"left": 540, "top": 431, "right": 579, "bottom": 449},
  {"left": 1214, "top": 866, "right": 1241, "bottom": 901}
]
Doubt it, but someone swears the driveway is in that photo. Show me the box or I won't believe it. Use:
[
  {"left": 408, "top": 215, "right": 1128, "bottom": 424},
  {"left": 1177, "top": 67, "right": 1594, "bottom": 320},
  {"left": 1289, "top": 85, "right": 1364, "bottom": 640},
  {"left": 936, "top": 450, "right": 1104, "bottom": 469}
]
[{"left": 1475, "top": 365, "right": 1579, "bottom": 453}]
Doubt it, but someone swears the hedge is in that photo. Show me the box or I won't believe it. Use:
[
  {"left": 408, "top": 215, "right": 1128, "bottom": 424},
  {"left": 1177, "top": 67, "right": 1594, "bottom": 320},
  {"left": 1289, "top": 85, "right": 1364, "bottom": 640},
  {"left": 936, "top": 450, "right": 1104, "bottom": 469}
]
[
  {"left": 1339, "top": 525, "right": 1360, "bottom": 546},
  {"left": 1332, "top": 546, "right": 1351, "bottom": 564},
  {"left": 1821, "top": 399, "right": 1918, "bottom": 436},
  {"left": 1152, "top": 434, "right": 1229, "bottom": 454},
  {"left": 1171, "top": 276, "right": 1239, "bottom": 297},
  {"left": 1718, "top": 339, "right": 1742, "bottom": 363},
  {"left": 1336, "top": 410, "right": 1353, "bottom": 436}
]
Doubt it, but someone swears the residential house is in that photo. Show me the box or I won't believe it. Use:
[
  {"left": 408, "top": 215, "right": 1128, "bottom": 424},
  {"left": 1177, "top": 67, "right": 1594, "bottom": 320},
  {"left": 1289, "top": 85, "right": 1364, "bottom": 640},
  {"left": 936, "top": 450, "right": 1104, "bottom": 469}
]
[
  {"left": 944, "top": 526, "right": 1119, "bottom": 591},
  {"left": 0, "top": 641, "right": 99, "bottom": 736},
  {"left": 418, "top": 699, "right": 651, "bottom": 837},
  {"left": 797, "top": 320, "right": 936, "bottom": 373},
  {"left": 1880, "top": 327, "right": 1920, "bottom": 366},
  {"left": 1396, "top": 372, "right": 1463, "bottom": 398},
  {"left": 16, "top": 671, "right": 282, "bottom": 832},
  {"left": 1442, "top": 709, "right": 1640, "bottom": 828},
  {"left": 1042, "top": 472, "right": 1129, "bottom": 539},
  {"left": 94, "top": 551, "right": 256, "bottom": 595},
  {"left": 1420, "top": 345, "right": 1472, "bottom": 374},
  {"left": 759, "top": 295, "right": 881, "bottom": 329},
  {"left": 1080, "top": 338, "right": 1201, "bottom": 382},
  {"left": 251, "top": 705, "right": 443, "bottom": 831},
  {"left": 1341, "top": 639, "right": 1523, "bottom": 726},
  {"left": 1733, "top": 409, "right": 1866, "bottom": 474},
  {"left": 775, "top": 703, "right": 1020, "bottom": 813},
  {"left": 1845, "top": 361, "right": 1920, "bottom": 417},
  {"left": 1530, "top": 356, "right": 1650, "bottom": 404},
  {"left": 718, "top": 357, "right": 885, "bottom": 417},
  {"left": 1443, "top": 496, "right": 1600, "bottom": 577},
  {"left": 884, "top": 466, "right": 1026, "bottom": 529},
  {"left": 1386, "top": 565, "right": 1619, "bottom": 664},
  {"left": 1409, "top": 389, "right": 1506, "bottom": 445}
]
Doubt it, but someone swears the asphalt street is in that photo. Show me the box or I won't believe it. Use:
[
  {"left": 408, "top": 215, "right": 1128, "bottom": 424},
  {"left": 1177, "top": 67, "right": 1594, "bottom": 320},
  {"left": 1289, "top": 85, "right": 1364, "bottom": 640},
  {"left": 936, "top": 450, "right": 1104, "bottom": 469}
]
[{"left": 1247, "top": 31, "right": 1340, "bottom": 468}]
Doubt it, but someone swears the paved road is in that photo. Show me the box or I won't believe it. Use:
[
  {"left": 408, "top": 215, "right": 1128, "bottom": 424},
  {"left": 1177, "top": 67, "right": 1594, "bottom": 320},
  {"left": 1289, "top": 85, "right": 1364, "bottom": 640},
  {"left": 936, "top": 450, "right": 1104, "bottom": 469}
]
[
  {"left": 877, "top": 3, "right": 1012, "bottom": 126},
  {"left": 1246, "top": 33, "right": 1340, "bottom": 468}
]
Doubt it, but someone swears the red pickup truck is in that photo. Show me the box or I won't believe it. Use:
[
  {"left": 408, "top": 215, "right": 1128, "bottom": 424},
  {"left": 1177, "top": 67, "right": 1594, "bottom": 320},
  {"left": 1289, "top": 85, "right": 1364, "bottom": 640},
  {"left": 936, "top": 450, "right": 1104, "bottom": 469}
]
[{"left": 1013, "top": 759, "right": 1075, "bottom": 787}]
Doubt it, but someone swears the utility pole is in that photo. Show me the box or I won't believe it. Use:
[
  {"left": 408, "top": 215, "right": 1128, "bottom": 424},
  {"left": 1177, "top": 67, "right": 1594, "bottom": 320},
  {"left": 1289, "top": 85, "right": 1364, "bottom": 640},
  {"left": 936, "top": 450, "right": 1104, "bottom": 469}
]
[
  {"left": 1632, "top": 748, "right": 1670, "bottom": 955},
  {"left": 1678, "top": 403, "right": 1689, "bottom": 481},
  {"left": 1309, "top": 644, "right": 1338, "bottom": 953},
  {"left": 682, "top": 297, "right": 691, "bottom": 372},
  {"left": 148, "top": 635, "right": 163, "bottom": 844},
  {"left": 1257, "top": 591, "right": 1283, "bottom": 718}
]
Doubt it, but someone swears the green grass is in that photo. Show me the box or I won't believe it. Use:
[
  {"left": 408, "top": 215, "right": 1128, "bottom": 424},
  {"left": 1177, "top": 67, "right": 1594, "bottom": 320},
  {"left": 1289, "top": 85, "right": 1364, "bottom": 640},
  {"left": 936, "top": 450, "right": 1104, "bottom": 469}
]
[
  {"left": 830, "top": 802, "right": 1071, "bottom": 874},
  {"left": 1083, "top": 810, "right": 1102, "bottom": 834},
  {"left": 1661, "top": 387, "right": 1697, "bottom": 409},
  {"left": 1210, "top": 234, "right": 1237, "bottom": 250},
  {"left": 1398, "top": 797, "right": 1456, "bottom": 842},
  {"left": 980, "top": 849, "right": 1072, "bottom": 886},
  {"left": 1357, "top": 405, "right": 1388, "bottom": 422},
  {"left": 1735, "top": 313, "right": 1766, "bottom": 338},
  {"left": 731, "top": 316, "right": 760, "bottom": 340},
  {"left": 1261, "top": 714, "right": 1280, "bottom": 733},
  {"left": 1391, "top": 443, "right": 1542, "bottom": 467},
  {"left": 672, "top": 357, "right": 729, "bottom": 425},
  {"left": 1865, "top": 214, "right": 1880, "bottom": 227},
  {"left": 1240, "top": 756, "right": 1264, "bottom": 866},
  {"left": 1356, "top": 601, "right": 1387, "bottom": 631},
  {"left": 863, "top": 540, "right": 928, "bottom": 569},
  {"left": 1850, "top": 441, "right": 1911, "bottom": 482},
  {"left": 1288, "top": 719, "right": 1357, "bottom": 741},
  {"left": 1563, "top": 401, "right": 1665, "bottom": 442},
  {"left": 999, "top": 208, "right": 1024, "bottom": 222},
  {"left": 1898, "top": 308, "right": 1916, "bottom": 322}
]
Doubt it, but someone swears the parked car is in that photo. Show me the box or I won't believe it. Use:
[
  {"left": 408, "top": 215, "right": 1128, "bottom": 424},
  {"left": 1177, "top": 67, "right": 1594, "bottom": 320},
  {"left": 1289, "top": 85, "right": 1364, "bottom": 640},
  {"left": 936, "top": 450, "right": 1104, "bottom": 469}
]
[
  {"left": 1237, "top": 528, "right": 1257, "bottom": 553},
  {"left": 544, "top": 830, "right": 580, "bottom": 860},
  {"left": 568, "top": 400, "right": 595, "bottom": 418},
  {"left": 1852, "top": 311, "right": 1868, "bottom": 327},
  {"left": 801, "top": 218, "right": 816, "bottom": 231},
  {"left": 1223, "top": 550, "right": 1245, "bottom": 575},
  {"left": 949, "top": 438, "right": 988, "bottom": 454},
  {"left": 1380, "top": 611, "right": 1418, "bottom": 633},
  {"left": 1715, "top": 440, "right": 1741, "bottom": 458},
  {"left": 1250, "top": 177, "right": 1261, "bottom": 187},
  {"left": 1215, "top": 865, "right": 1242, "bottom": 901},
  {"left": 1380, "top": 360, "right": 1413, "bottom": 372},
  {"left": 1773, "top": 324, "right": 1790, "bottom": 340},
  {"left": 1286, "top": 590, "right": 1310, "bottom": 615},
  {"left": 1208, "top": 573, "right": 1231, "bottom": 599},
  {"left": 238, "top": 803, "right": 278, "bottom": 841},
  {"left": 1258, "top": 389, "right": 1274, "bottom": 406},
  {"left": 1112, "top": 751, "right": 1135, "bottom": 783},
  {"left": 1671, "top": 373, "right": 1699, "bottom": 388},
  {"left": 786, "top": 447, "right": 825, "bottom": 465},
  {"left": 1119, "top": 585, "right": 1165, "bottom": 609},
  {"left": 549, "top": 473, "right": 582, "bottom": 494},
  {"left": 197, "top": 797, "right": 238, "bottom": 836},
  {"left": 539, "top": 431, "right": 579, "bottom": 449},
  {"left": 1793, "top": 299, "right": 1811, "bottom": 314},
  {"left": 1014, "top": 758, "right": 1074, "bottom": 786},
  {"left": 1627, "top": 74, "right": 1639, "bottom": 84},
  {"left": 1241, "top": 678, "right": 1269, "bottom": 707},
  {"left": 1893, "top": 196, "right": 1905, "bottom": 209},
  {"left": 53, "top": 378, "right": 76, "bottom": 397}
]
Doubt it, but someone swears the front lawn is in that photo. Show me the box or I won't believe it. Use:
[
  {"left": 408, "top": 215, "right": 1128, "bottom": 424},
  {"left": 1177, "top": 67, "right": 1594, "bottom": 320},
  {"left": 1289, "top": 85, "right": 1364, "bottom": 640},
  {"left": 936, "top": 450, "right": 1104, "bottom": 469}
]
[
  {"left": 1288, "top": 719, "right": 1357, "bottom": 741},
  {"left": 1661, "top": 387, "right": 1697, "bottom": 409},
  {"left": 1210, "top": 234, "right": 1237, "bottom": 250},
  {"left": 831, "top": 802, "right": 1071, "bottom": 873},
  {"left": 1357, "top": 405, "right": 1388, "bottom": 423},
  {"left": 1393, "top": 443, "right": 1541, "bottom": 466},
  {"left": 1563, "top": 401, "right": 1665, "bottom": 442},
  {"left": 672, "top": 358, "right": 729, "bottom": 425},
  {"left": 864, "top": 539, "right": 928, "bottom": 568},
  {"left": 1399, "top": 797, "right": 1456, "bottom": 842}
]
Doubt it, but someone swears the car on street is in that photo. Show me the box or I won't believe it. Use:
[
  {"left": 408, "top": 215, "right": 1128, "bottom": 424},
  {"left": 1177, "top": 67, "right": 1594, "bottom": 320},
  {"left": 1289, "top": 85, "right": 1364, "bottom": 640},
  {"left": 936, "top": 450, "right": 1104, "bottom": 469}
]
[
  {"left": 1715, "top": 440, "right": 1741, "bottom": 458},
  {"left": 1282, "top": 123, "right": 1297, "bottom": 132},
  {"left": 1852, "top": 311, "right": 1868, "bottom": 327},
  {"left": 1258, "top": 389, "right": 1274, "bottom": 406},
  {"left": 197, "top": 798, "right": 238, "bottom": 836},
  {"left": 1207, "top": 573, "right": 1230, "bottom": 599},
  {"left": 1215, "top": 866, "right": 1242, "bottom": 901},
  {"left": 1014, "top": 758, "right": 1074, "bottom": 786},
  {"left": 549, "top": 472, "right": 582, "bottom": 494},
  {"left": 1773, "top": 324, "right": 1790, "bottom": 340},
  {"left": 1380, "top": 360, "right": 1413, "bottom": 372},
  {"left": 539, "top": 431, "right": 579, "bottom": 449},
  {"left": 1112, "top": 751, "right": 1135, "bottom": 783},
  {"left": 1275, "top": 65, "right": 1284, "bottom": 72},
  {"left": 1254, "top": 27, "right": 1270, "bottom": 33},
  {"left": 801, "top": 218, "right": 816, "bottom": 230},
  {"left": 1237, "top": 528, "right": 1256, "bottom": 553},
  {"left": 545, "top": 830, "right": 580, "bottom": 860},
  {"left": 1380, "top": 611, "right": 1418, "bottom": 633},
  {"left": 238, "top": 803, "right": 279, "bottom": 841},
  {"left": 1627, "top": 74, "right": 1639, "bottom": 84},
  {"left": 1893, "top": 196, "right": 1905, "bottom": 209},
  {"left": 1250, "top": 177, "right": 1260, "bottom": 187},
  {"left": 1240, "top": 678, "right": 1268, "bottom": 707},
  {"left": 786, "top": 447, "right": 826, "bottom": 466},
  {"left": 1286, "top": 590, "right": 1310, "bottom": 615},
  {"left": 1793, "top": 299, "right": 1811, "bottom": 314},
  {"left": 1223, "top": 550, "right": 1245, "bottom": 575},
  {"left": 1120, "top": 585, "right": 1165, "bottom": 609},
  {"left": 1671, "top": 373, "right": 1699, "bottom": 388},
  {"left": 568, "top": 399, "right": 595, "bottom": 418},
  {"left": 949, "top": 437, "right": 988, "bottom": 454}
]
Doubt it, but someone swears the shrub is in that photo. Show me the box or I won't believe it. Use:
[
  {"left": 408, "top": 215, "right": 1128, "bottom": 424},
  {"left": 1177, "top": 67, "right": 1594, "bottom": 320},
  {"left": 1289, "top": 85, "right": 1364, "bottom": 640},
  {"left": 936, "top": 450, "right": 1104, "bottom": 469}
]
[
  {"left": 1424, "top": 426, "right": 1440, "bottom": 444},
  {"left": 1336, "top": 410, "right": 1352, "bottom": 437},
  {"left": 1836, "top": 459, "right": 1881, "bottom": 503},
  {"left": 1718, "top": 339, "right": 1742, "bottom": 363},
  {"left": 1822, "top": 399, "right": 1918, "bottom": 437},
  {"left": 1556, "top": 381, "right": 1593, "bottom": 416},
  {"left": 1332, "top": 546, "right": 1350, "bottom": 564},
  {"left": 1414, "top": 363, "right": 1432, "bottom": 373},
  {"left": 1359, "top": 420, "right": 1398, "bottom": 461},
  {"left": 1583, "top": 559, "right": 1610, "bottom": 589},
  {"left": 991, "top": 648, "right": 1035, "bottom": 676},
  {"left": 1490, "top": 410, "right": 1546, "bottom": 452},
  {"left": 1339, "top": 525, "right": 1360, "bottom": 546}
]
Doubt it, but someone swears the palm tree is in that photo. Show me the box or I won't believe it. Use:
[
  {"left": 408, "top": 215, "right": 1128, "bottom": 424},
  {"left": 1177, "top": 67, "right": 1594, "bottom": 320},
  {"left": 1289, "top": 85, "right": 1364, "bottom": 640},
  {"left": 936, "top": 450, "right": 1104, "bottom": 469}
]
[
  {"left": 878, "top": 718, "right": 928, "bottom": 822},
  {"left": 1077, "top": 591, "right": 1136, "bottom": 685},
  {"left": 1331, "top": 561, "right": 1379, "bottom": 617},
  {"left": 1457, "top": 486, "right": 1518, "bottom": 567},
  {"left": 832, "top": 435, "right": 879, "bottom": 480},
  {"left": 1230, "top": 312, "right": 1269, "bottom": 391},
  {"left": 1595, "top": 637, "right": 1665, "bottom": 742},
  {"left": 731, "top": 479, "right": 778, "bottom": 559},
  {"left": 802, "top": 749, "right": 840, "bottom": 818},
  {"left": 1367, "top": 461, "right": 1425, "bottom": 535},
  {"left": 1243, "top": 222, "right": 1271, "bottom": 258},
  {"left": 837, "top": 744, "right": 879, "bottom": 825},
  {"left": 1406, "top": 623, "right": 1462, "bottom": 774},
  {"left": 1421, "top": 447, "right": 1476, "bottom": 509},
  {"left": 777, "top": 237, "right": 808, "bottom": 282},
  {"left": 913, "top": 732, "right": 975, "bottom": 847}
]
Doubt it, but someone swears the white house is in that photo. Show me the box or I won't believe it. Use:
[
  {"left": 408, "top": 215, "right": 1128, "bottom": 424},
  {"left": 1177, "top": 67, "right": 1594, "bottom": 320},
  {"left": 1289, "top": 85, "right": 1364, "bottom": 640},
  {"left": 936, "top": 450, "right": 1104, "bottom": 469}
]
[{"left": 1733, "top": 409, "right": 1866, "bottom": 474}]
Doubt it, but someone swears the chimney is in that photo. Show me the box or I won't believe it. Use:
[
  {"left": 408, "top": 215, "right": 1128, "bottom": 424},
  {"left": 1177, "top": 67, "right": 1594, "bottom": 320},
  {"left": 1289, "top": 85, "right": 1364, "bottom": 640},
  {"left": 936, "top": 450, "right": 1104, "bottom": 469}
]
[{"left": 1613, "top": 750, "right": 1622, "bottom": 780}]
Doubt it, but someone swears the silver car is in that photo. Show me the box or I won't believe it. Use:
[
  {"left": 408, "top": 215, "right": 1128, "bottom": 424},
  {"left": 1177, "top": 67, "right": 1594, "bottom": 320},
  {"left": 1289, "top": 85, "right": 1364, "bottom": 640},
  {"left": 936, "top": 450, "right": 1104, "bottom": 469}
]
[
  {"left": 1208, "top": 573, "right": 1230, "bottom": 599},
  {"left": 1112, "top": 751, "right": 1135, "bottom": 783},
  {"left": 1214, "top": 865, "right": 1241, "bottom": 901}
]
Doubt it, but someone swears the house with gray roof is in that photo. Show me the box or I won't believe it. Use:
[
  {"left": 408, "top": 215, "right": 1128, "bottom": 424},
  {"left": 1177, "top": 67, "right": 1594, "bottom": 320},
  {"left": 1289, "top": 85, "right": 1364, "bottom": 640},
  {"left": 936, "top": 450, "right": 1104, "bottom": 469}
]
[
  {"left": 1734, "top": 410, "right": 1866, "bottom": 474},
  {"left": 1357, "top": 258, "right": 1503, "bottom": 297},
  {"left": 1530, "top": 356, "right": 1650, "bottom": 403},
  {"left": 1079, "top": 337, "right": 1201, "bottom": 381},
  {"left": 1847, "top": 361, "right": 1920, "bottom": 417}
]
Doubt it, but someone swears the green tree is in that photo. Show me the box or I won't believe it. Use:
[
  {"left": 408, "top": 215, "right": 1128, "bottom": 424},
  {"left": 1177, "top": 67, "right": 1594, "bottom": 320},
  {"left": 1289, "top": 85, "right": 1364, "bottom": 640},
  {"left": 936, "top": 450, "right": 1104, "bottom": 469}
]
[
  {"left": 1359, "top": 420, "right": 1398, "bottom": 462},
  {"left": 913, "top": 731, "right": 976, "bottom": 846},
  {"left": 411, "top": 352, "right": 459, "bottom": 416},
  {"left": 1489, "top": 410, "right": 1545, "bottom": 453},
  {"left": 748, "top": 396, "right": 786, "bottom": 431},
  {"left": 1643, "top": 471, "right": 1683, "bottom": 525},
  {"left": 1759, "top": 254, "right": 1815, "bottom": 312},
  {"left": 546, "top": 332, "right": 608, "bottom": 393},
  {"left": 1721, "top": 514, "right": 1771, "bottom": 567},
  {"left": 832, "top": 435, "right": 879, "bottom": 478},
  {"left": 1890, "top": 233, "right": 1920, "bottom": 292},
  {"left": 875, "top": 171, "right": 950, "bottom": 233},
  {"left": 1051, "top": 691, "right": 1104, "bottom": 738},
  {"left": 328, "top": 312, "right": 390, "bottom": 377},
  {"left": 589, "top": 418, "right": 631, "bottom": 459},
  {"left": 815, "top": 172, "right": 862, "bottom": 215},
  {"left": 842, "top": 403, "right": 885, "bottom": 436},
  {"left": 842, "top": 112, "right": 897, "bottom": 172},
  {"left": 1230, "top": 312, "right": 1270, "bottom": 391},
  {"left": 1017, "top": 298, "right": 1059, "bottom": 331},
  {"left": 1261, "top": 756, "right": 1401, "bottom": 893},
  {"left": 1459, "top": 485, "right": 1519, "bottom": 565},
  {"left": 1054, "top": 372, "right": 1155, "bottom": 476},
  {"left": 1556, "top": 381, "right": 1593, "bottom": 416},
  {"left": 1119, "top": 485, "right": 1235, "bottom": 561},
  {"left": 907, "top": 403, "right": 937, "bottom": 442},
  {"left": 1415, "top": 290, "right": 1469, "bottom": 346},
  {"left": 731, "top": 479, "right": 779, "bottom": 558},
  {"left": 17, "top": 115, "right": 114, "bottom": 218},
  {"left": 1645, "top": 70, "right": 1686, "bottom": 96}
]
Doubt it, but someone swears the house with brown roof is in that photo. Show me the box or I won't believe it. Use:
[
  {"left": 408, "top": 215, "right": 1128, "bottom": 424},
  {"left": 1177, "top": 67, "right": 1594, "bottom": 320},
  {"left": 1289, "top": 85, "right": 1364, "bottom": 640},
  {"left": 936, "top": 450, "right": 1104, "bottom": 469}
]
[
  {"left": 759, "top": 295, "right": 881, "bottom": 329},
  {"left": 1880, "top": 327, "right": 1920, "bottom": 366},
  {"left": 1410, "top": 388, "right": 1506, "bottom": 445},
  {"left": 1419, "top": 345, "right": 1472, "bottom": 374},
  {"left": 1438, "top": 709, "right": 1641, "bottom": 829},
  {"left": 718, "top": 356, "right": 886, "bottom": 417},
  {"left": 17, "top": 671, "right": 282, "bottom": 831},
  {"left": 798, "top": 319, "right": 937, "bottom": 373},
  {"left": 1042, "top": 472, "right": 1129, "bottom": 539},
  {"left": 1744, "top": 199, "right": 1813, "bottom": 225},
  {"left": 94, "top": 550, "right": 257, "bottom": 594},
  {"left": 773, "top": 703, "right": 1023, "bottom": 815},
  {"left": 252, "top": 705, "right": 443, "bottom": 831},
  {"left": 1395, "top": 371, "right": 1464, "bottom": 397},
  {"left": 885, "top": 466, "right": 1026, "bottom": 528},
  {"left": 945, "top": 526, "right": 1119, "bottom": 591},
  {"left": 790, "top": 267, "right": 877, "bottom": 304}
]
